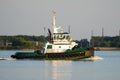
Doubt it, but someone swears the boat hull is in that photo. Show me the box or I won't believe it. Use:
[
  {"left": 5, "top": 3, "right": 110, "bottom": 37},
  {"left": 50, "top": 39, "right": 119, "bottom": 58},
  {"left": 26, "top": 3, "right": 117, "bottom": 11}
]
[{"left": 11, "top": 48, "right": 94, "bottom": 60}]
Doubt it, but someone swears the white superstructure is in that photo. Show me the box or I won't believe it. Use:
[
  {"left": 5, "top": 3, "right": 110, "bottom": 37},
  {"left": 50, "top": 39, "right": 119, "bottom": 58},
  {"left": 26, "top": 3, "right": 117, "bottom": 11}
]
[{"left": 44, "top": 11, "right": 78, "bottom": 53}]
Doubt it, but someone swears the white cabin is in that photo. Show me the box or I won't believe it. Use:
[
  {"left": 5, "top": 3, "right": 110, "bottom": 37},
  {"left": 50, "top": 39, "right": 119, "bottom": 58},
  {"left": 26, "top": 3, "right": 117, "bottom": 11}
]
[{"left": 44, "top": 11, "right": 78, "bottom": 53}]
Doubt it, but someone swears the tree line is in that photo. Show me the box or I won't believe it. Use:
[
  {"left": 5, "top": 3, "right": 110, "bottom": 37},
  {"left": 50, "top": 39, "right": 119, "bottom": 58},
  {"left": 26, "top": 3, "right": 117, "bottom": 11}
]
[
  {"left": 90, "top": 36, "right": 120, "bottom": 47},
  {"left": 0, "top": 35, "right": 120, "bottom": 50},
  {"left": 0, "top": 35, "right": 45, "bottom": 49}
]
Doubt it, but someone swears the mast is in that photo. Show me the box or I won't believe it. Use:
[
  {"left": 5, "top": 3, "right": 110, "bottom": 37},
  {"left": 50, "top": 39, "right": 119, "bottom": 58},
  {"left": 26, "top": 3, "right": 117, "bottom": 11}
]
[
  {"left": 52, "top": 11, "right": 56, "bottom": 28},
  {"left": 52, "top": 11, "right": 58, "bottom": 33}
]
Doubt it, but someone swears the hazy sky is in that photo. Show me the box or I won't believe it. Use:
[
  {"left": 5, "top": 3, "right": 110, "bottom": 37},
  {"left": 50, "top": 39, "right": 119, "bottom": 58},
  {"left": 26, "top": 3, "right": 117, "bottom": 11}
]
[{"left": 0, "top": 0, "right": 120, "bottom": 40}]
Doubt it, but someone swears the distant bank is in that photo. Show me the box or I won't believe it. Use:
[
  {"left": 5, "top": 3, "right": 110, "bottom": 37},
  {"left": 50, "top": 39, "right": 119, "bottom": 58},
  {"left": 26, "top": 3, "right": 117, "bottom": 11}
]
[
  {"left": 1, "top": 47, "right": 120, "bottom": 51},
  {"left": 94, "top": 47, "right": 120, "bottom": 51}
]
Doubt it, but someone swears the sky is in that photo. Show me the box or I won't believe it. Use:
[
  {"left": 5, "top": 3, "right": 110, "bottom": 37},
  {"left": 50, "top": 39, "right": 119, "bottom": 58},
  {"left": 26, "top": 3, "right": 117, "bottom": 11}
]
[{"left": 0, "top": 0, "right": 120, "bottom": 40}]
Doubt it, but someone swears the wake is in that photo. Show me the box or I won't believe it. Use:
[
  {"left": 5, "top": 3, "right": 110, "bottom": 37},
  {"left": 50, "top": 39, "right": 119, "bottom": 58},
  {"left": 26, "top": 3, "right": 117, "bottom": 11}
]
[
  {"left": 0, "top": 56, "right": 103, "bottom": 61},
  {"left": 82, "top": 56, "right": 103, "bottom": 61},
  {"left": 0, "top": 58, "right": 16, "bottom": 60}
]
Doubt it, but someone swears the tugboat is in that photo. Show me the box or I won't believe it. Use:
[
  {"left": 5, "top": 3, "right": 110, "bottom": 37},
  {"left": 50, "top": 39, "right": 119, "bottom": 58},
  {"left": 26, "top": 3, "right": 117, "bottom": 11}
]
[{"left": 11, "top": 11, "right": 94, "bottom": 60}]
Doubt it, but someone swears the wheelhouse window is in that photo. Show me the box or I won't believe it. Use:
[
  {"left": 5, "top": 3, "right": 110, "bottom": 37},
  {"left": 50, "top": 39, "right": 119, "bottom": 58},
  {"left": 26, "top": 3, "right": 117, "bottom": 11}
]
[
  {"left": 59, "top": 46, "right": 61, "bottom": 48},
  {"left": 47, "top": 45, "right": 52, "bottom": 49}
]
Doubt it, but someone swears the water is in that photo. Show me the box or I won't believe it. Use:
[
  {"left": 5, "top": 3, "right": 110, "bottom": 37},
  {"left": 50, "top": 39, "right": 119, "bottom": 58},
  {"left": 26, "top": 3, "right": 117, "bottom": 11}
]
[{"left": 0, "top": 50, "right": 120, "bottom": 80}]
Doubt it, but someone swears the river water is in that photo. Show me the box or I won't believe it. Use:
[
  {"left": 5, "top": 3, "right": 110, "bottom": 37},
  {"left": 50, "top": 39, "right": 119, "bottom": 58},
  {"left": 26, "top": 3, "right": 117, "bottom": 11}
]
[{"left": 0, "top": 50, "right": 120, "bottom": 80}]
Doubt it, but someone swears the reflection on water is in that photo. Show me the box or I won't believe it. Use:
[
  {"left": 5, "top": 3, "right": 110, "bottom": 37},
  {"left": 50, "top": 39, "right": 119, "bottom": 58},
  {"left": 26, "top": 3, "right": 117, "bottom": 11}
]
[
  {"left": 0, "top": 51, "right": 120, "bottom": 80},
  {"left": 45, "top": 60, "right": 72, "bottom": 80}
]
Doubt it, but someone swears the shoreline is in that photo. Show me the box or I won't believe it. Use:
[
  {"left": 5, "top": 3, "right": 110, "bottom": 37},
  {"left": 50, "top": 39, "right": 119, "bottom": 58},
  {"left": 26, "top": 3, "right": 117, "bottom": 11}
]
[
  {"left": 0, "top": 49, "right": 37, "bottom": 51},
  {"left": 0, "top": 47, "right": 120, "bottom": 51},
  {"left": 94, "top": 47, "right": 120, "bottom": 51}
]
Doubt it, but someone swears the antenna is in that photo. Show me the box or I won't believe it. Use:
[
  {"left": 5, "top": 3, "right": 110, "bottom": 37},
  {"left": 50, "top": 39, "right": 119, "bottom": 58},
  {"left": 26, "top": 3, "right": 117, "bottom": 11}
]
[
  {"left": 91, "top": 30, "right": 93, "bottom": 37},
  {"left": 68, "top": 25, "right": 70, "bottom": 34},
  {"left": 102, "top": 27, "right": 104, "bottom": 37},
  {"left": 118, "top": 29, "right": 120, "bottom": 41},
  {"left": 119, "top": 29, "right": 120, "bottom": 37},
  {"left": 101, "top": 27, "right": 104, "bottom": 47},
  {"left": 91, "top": 30, "right": 94, "bottom": 47}
]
